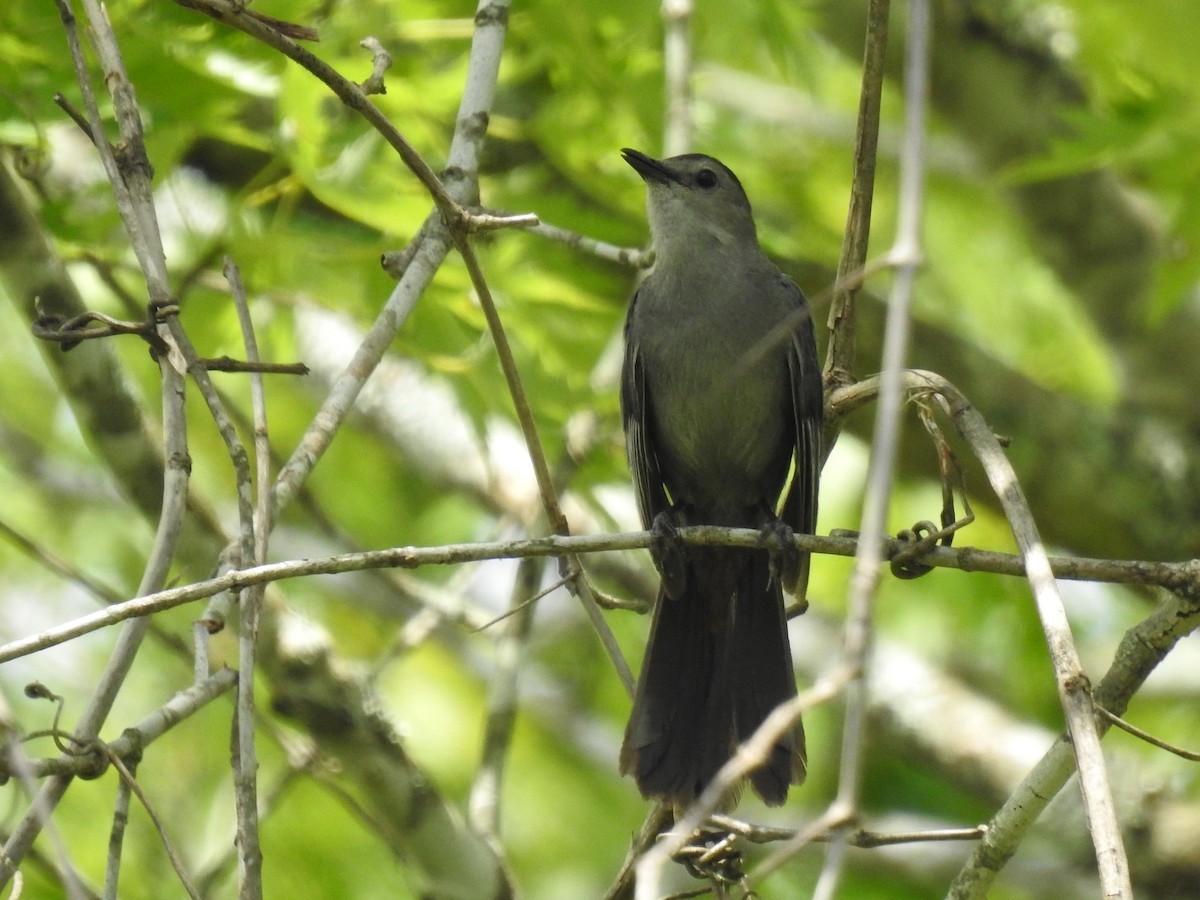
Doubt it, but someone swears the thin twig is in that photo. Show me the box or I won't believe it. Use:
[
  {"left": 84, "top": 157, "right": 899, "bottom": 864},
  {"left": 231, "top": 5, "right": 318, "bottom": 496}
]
[
  {"left": 173, "top": 0, "right": 319, "bottom": 42},
  {"left": 51, "top": 91, "right": 95, "bottom": 142},
  {"left": 452, "top": 241, "right": 568, "bottom": 537},
  {"left": 225, "top": 257, "right": 267, "bottom": 898},
  {"left": 471, "top": 574, "right": 569, "bottom": 632},
  {"left": 199, "top": 357, "right": 309, "bottom": 375},
  {"left": 823, "top": 0, "right": 890, "bottom": 391},
  {"left": 103, "top": 754, "right": 134, "bottom": 899},
  {"left": 107, "top": 755, "right": 203, "bottom": 899},
  {"left": 500, "top": 213, "right": 651, "bottom": 267},
  {"left": 453, "top": 197, "right": 634, "bottom": 696},
  {"left": 358, "top": 36, "right": 392, "bottom": 95},
  {"left": 1095, "top": 707, "right": 1200, "bottom": 762}
]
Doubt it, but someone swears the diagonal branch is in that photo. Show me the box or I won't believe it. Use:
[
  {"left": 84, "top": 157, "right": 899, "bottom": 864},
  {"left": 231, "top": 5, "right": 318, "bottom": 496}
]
[
  {"left": 925, "top": 369, "right": 1132, "bottom": 897},
  {"left": 948, "top": 585, "right": 1200, "bottom": 898}
]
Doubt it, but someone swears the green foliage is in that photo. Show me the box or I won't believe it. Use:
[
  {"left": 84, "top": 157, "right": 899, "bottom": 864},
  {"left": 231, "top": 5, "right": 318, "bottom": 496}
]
[
  {"left": 0, "top": 1, "right": 1195, "bottom": 898},
  {"left": 1011, "top": 0, "right": 1200, "bottom": 319}
]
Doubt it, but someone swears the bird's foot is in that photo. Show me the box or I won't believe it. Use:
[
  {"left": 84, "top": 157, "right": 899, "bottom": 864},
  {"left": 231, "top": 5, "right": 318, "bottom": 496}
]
[
  {"left": 673, "top": 829, "right": 744, "bottom": 885},
  {"left": 757, "top": 518, "right": 800, "bottom": 594},
  {"left": 650, "top": 510, "right": 688, "bottom": 599}
]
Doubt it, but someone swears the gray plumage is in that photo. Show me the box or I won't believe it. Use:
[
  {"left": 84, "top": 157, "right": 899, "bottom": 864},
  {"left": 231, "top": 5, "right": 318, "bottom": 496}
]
[{"left": 619, "top": 148, "right": 822, "bottom": 806}]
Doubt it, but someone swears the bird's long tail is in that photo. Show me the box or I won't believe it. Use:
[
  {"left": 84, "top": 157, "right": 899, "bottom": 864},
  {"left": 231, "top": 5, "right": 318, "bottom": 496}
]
[{"left": 620, "top": 546, "right": 805, "bottom": 807}]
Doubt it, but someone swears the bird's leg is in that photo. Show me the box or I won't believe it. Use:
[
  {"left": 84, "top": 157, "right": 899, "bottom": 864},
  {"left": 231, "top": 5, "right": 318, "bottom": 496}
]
[
  {"left": 755, "top": 506, "right": 800, "bottom": 595},
  {"left": 650, "top": 508, "right": 689, "bottom": 599}
]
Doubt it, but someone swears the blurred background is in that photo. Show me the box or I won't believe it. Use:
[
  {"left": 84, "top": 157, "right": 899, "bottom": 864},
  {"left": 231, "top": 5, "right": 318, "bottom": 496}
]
[{"left": 1, "top": 0, "right": 1198, "bottom": 896}]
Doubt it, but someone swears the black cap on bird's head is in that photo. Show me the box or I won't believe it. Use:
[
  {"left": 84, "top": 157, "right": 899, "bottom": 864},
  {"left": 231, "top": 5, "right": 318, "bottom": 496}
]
[{"left": 621, "top": 148, "right": 757, "bottom": 250}]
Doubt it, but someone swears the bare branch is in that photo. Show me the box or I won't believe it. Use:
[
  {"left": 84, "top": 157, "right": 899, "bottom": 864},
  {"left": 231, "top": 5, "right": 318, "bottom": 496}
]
[
  {"left": 199, "top": 357, "right": 309, "bottom": 375},
  {"left": 929, "top": 368, "right": 1133, "bottom": 897},
  {"left": 225, "top": 257, "right": 267, "bottom": 897},
  {"left": 511, "top": 214, "right": 652, "bottom": 267},
  {"left": 823, "top": 0, "right": 889, "bottom": 390},
  {"left": 2, "top": 521, "right": 1196, "bottom": 665},
  {"left": 104, "top": 754, "right": 134, "bottom": 898},
  {"left": 174, "top": 0, "right": 319, "bottom": 41},
  {"left": 711, "top": 814, "right": 986, "bottom": 848}
]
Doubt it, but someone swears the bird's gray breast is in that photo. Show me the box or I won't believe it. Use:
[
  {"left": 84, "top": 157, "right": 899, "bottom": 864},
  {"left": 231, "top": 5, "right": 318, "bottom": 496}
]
[{"left": 633, "top": 273, "right": 792, "bottom": 514}]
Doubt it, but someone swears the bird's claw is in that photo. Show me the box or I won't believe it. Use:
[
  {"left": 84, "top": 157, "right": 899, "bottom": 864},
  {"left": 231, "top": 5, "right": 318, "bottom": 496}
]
[
  {"left": 650, "top": 510, "right": 688, "bottom": 599},
  {"left": 758, "top": 519, "right": 800, "bottom": 594}
]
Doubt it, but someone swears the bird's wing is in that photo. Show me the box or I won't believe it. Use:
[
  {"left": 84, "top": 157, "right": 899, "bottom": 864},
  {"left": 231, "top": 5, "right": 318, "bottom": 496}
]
[
  {"left": 780, "top": 279, "right": 824, "bottom": 557},
  {"left": 621, "top": 291, "right": 671, "bottom": 530}
]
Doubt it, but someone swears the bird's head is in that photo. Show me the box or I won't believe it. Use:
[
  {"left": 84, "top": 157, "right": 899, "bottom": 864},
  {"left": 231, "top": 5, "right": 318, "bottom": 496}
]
[{"left": 622, "top": 148, "right": 759, "bottom": 259}]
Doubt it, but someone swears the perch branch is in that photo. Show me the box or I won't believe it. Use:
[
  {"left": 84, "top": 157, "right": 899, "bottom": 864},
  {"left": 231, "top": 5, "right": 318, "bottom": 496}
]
[{"left": 2, "top": 523, "right": 1196, "bottom": 665}]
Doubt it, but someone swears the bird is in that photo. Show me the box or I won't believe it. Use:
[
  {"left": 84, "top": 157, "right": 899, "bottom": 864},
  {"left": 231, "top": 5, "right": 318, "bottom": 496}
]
[{"left": 618, "top": 148, "right": 822, "bottom": 807}]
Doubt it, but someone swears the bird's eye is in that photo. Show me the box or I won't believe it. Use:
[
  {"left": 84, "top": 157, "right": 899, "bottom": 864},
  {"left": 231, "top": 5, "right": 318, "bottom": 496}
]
[{"left": 696, "top": 168, "right": 718, "bottom": 189}]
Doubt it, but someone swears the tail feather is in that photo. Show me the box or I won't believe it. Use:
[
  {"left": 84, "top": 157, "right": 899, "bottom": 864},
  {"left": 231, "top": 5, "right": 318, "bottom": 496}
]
[
  {"left": 621, "top": 546, "right": 802, "bottom": 807},
  {"left": 734, "top": 550, "right": 805, "bottom": 804}
]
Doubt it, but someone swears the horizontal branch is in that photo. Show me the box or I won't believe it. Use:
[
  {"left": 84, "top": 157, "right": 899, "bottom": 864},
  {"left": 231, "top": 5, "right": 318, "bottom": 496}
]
[
  {"left": 199, "top": 356, "right": 309, "bottom": 376},
  {"left": 709, "top": 814, "right": 986, "bottom": 848},
  {"left": 1, "top": 529, "right": 1195, "bottom": 664}
]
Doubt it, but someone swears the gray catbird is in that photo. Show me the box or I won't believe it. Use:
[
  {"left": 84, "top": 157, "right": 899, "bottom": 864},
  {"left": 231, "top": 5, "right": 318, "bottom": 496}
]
[{"left": 619, "top": 148, "right": 822, "bottom": 807}]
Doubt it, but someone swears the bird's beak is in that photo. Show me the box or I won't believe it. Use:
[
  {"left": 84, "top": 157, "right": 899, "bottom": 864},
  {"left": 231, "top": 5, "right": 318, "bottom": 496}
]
[{"left": 622, "top": 148, "right": 675, "bottom": 184}]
